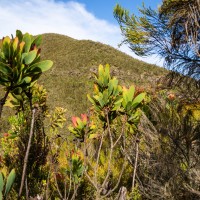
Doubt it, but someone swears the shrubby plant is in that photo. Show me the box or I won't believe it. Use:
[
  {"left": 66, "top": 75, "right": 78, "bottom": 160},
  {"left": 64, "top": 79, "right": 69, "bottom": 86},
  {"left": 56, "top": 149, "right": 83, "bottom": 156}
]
[
  {"left": 1, "top": 30, "right": 199, "bottom": 200},
  {"left": 0, "top": 30, "right": 53, "bottom": 199},
  {"left": 0, "top": 30, "right": 52, "bottom": 116},
  {"left": 68, "top": 64, "right": 146, "bottom": 199}
]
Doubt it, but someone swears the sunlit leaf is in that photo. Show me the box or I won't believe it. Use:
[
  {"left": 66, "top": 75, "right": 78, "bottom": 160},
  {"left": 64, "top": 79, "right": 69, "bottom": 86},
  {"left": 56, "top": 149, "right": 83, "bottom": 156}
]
[
  {"left": 29, "top": 60, "right": 53, "bottom": 72},
  {"left": 127, "top": 85, "right": 135, "bottom": 102},
  {"left": 4, "top": 169, "right": 16, "bottom": 197},
  {"left": 22, "top": 33, "right": 32, "bottom": 52},
  {"left": 132, "top": 92, "right": 145, "bottom": 109},
  {"left": 23, "top": 50, "right": 37, "bottom": 65},
  {"left": 32, "top": 35, "right": 42, "bottom": 47}
]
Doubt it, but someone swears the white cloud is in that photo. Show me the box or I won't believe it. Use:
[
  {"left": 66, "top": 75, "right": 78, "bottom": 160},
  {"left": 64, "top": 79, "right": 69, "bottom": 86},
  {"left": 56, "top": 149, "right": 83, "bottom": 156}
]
[{"left": 0, "top": 0, "right": 163, "bottom": 66}]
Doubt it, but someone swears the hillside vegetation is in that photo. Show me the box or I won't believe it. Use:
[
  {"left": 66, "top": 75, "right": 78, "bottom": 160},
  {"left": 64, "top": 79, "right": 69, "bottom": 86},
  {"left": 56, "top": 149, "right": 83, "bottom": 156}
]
[
  {"left": 39, "top": 33, "right": 166, "bottom": 116},
  {"left": 0, "top": 33, "right": 166, "bottom": 130},
  {"left": 0, "top": 31, "right": 200, "bottom": 199}
]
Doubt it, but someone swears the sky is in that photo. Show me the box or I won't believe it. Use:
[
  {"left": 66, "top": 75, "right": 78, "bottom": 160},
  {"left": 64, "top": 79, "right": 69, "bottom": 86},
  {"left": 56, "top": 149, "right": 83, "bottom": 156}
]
[
  {"left": 0, "top": 0, "right": 163, "bottom": 65},
  {"left": 66, "top": 0, "right": 161, "bottom": 23}
]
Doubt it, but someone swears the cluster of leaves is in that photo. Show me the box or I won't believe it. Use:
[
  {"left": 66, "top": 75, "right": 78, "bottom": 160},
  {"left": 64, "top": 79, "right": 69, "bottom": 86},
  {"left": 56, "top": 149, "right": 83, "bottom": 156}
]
[
  {"left": 0, "top": 30, "right": 52, "bottom": 101},
  {"left": 1, "top": 27, "right": 200, "bottom": 200},
  {"left": 70, "top": 150, "right": 84, "bottom": 184},
  {"left": 34, "top": 32, "right": 165, "bottom": 125},
  {"left": 68, "top": 113, "right": 96, "bottom": 142},
  {"left": 114, "top": 0, "right": 200, "bottom": 79},
  {"left": 140, "top": 90, "right": 200, "bottom": 199},
  {"left": 0, "top": 30, "right": 53, "bottom": 199},
  {"left": 49, "top": 107, "right": 67, "bottom": 131},
  {"left": 67, "top": 64, "right": 146, "bottom": 199},
  {"left": 160, "top": 0, "right": 200, "bottom": 48},
  {"left": 113, "top": 4, "right": 200, "bottom": 198},
  {"left": 88, "top": 64, "right": 145, "bottom": 123}
]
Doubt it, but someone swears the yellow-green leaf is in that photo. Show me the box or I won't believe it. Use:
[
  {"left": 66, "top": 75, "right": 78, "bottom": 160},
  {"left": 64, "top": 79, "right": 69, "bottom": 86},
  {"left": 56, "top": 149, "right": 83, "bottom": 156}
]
[
  {"left": 29, "top": 60, "right": 53, "bottom": 72},
  {"left": 127, "top": 85, "right": 135, "bottom": 102},
  {"left": 0, "top": 173, "right": 4, "bottom": 192},
  {"left": 12, "top": 37, "right": 19, "bottom": 52},
  {"left": 132, "top": 92, "right": 146, "bottom": 109},
  {"left": 0, "top": 191, "right": 2, "bottom": 200},
  {"left": 23, "top": 50, "right": 37, "bottom": 65},
  {"left": 4, "top": 169, "right": 16, "bottom": 197},
  {"left": 22, "top": 33, "right": 32, "bottom": 52}
]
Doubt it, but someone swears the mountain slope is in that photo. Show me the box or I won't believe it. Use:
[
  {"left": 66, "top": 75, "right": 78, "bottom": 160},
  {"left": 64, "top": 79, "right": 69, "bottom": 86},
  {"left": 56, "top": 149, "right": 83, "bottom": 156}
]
[{"left": 38, "top": 33, "right": 167, "bottom": 116}]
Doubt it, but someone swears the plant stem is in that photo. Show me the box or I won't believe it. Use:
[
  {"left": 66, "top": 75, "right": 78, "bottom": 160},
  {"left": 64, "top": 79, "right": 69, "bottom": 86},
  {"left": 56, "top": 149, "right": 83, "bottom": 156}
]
[
  {"left": 54, "top": 172, "right": 63, "bottom": 199},
  {"left": 18, "top": 108, "right": 36, "bottom": 198},
  {"left": 25, "top": 178, "right": 29, "bottom": 199},
  {"left": 132, "top": 139, "right": 139, "bottom": 190},
  {"left": 95, "top": 131, "right": 104, "bottom": 184},
  {"left": 102, "top": 111, "right": 113, "bottom": 190},
  {"left": 0, "top": 89, "right": 9, "bottom": 118}
]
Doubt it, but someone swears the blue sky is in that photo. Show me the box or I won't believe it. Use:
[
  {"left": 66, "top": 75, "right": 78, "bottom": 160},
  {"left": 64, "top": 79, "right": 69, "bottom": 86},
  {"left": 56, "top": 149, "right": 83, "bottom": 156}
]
[
  {"left": 0, "top": 0, "right": 163, "bottom": 65},
  {"left": 65, "top": 0, "right": 162, "bottom": 23}
]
